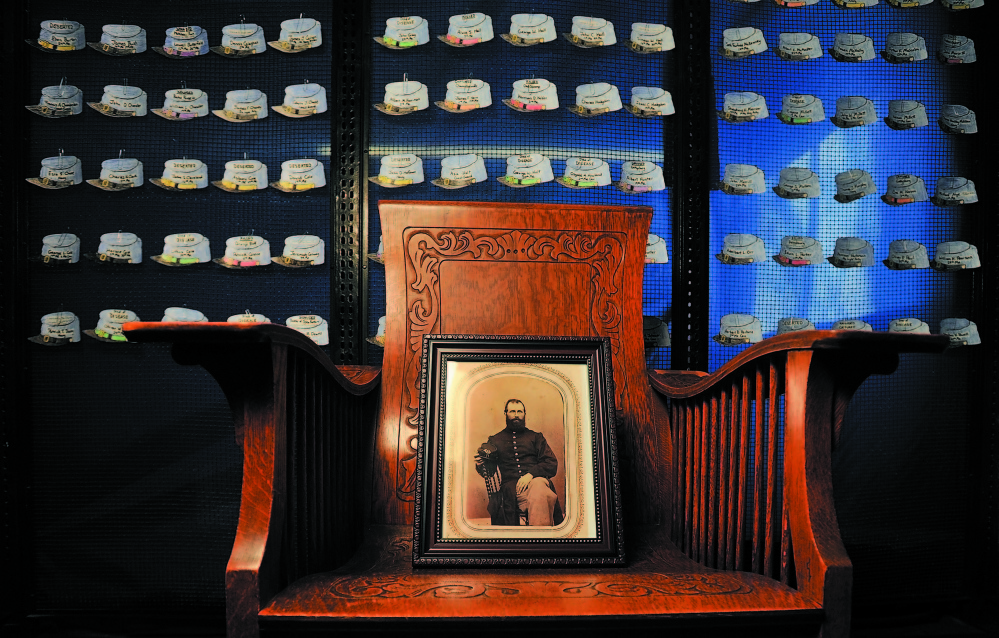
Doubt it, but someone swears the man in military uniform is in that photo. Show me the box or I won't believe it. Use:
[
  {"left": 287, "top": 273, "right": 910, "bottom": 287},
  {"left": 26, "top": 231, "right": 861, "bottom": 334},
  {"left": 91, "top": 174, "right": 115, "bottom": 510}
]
[{"left": 475, "top": 399, "right": 563, "bottom": 526}]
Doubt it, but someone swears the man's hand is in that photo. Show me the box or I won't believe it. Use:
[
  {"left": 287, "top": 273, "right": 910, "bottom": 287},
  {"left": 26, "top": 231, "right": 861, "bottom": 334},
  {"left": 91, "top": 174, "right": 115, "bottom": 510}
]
[{"left": 516, "top": 473, "right": 534, "bottom": 494}]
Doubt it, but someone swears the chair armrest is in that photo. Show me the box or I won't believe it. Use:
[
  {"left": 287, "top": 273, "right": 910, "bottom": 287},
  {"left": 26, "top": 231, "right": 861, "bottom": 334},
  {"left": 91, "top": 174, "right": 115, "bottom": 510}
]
[
  {"left": 123, "top": 322, "right": 381, "bottom": 638},
  {"left": 648, "top": 330, "right": 948, "bottom": 638}
]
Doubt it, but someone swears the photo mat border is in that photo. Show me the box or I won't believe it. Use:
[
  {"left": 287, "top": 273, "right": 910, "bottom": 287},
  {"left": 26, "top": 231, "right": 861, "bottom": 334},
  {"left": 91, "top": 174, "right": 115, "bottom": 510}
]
[{"left": 413, "top": 334, "right": 625, "bottom": 566}]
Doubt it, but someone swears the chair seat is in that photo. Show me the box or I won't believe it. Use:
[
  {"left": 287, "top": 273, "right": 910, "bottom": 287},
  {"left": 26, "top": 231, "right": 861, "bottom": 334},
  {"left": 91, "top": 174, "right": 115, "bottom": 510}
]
[{"left": 259, "top": 525, "right": 823, "bottom": 628}]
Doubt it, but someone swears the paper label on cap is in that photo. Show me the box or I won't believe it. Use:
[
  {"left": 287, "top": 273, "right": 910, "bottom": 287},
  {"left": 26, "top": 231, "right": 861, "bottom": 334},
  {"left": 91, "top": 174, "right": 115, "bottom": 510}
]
[
  {"left": 171, "top": 162, "right": 201, "bottom": 170},
  {"left": 106, "top": 309, "right": 132, "bottom": 321},
  {"left": 46, "top": 167, "right": 77, "bottom": 180},
  {"left": 45, "top": 248, "right": 75, "bottom": 259},
  {"left": 107, "top": 97, "right": 145, "bottom": 109},
  {"left": 104, "top": 247, "right": 133, "bottom": 258},
  {"left": 727, "top": 34, "right": 764, "bottom": 52},
  {"left": 396, "top": 17, "right": 416, "bottom": 26},
  {"left": 288, "top": 162, "right": 314, "bottom": 170},
  {"left": 172, "top": 39, "right": 205, "bottom": 51},
  {"left": 49, "top": 23, "right": 77, "bottom": 31},
  {"left": 289, "top": 34, "right": 318, "bottom": 45},
  {"left": 172, "top": 234, "right": 200, "bottom": 244}
]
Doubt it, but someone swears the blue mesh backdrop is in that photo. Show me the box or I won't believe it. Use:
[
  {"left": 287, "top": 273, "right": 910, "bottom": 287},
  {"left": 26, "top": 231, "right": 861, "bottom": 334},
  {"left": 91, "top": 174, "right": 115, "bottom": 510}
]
[
  {"left": 365, "top": 1, "right": 675, "bottom": 366},
  {"left": 709, "top": 0, "right": 985, "bottom": 606},
  {"left": 21, "top": 0, "right": 331, "bottom": 611}
]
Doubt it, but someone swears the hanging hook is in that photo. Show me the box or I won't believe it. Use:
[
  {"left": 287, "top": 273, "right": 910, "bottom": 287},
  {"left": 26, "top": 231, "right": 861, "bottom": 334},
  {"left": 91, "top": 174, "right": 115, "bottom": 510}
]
[{"left": 119, "top": 149, "right": 124, "bottom": 159}]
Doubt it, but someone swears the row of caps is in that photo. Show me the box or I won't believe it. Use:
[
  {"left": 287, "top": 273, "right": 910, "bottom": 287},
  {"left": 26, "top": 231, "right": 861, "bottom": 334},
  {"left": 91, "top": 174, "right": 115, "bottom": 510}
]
[
  {"left": 714, "top": 315, "right": 981, "bottom": 347},
  {"left": 26, "top": 84, "right": 328, "bottom": 120},
  {"left": 28, "top": 311, "right": 331, "bottom": 346},
  {"left": 35, "top": 233, "right": 325, "bottom": 269},
  {"left": 25, "top": 18, "right": 321, "bottom": 56},
  {"left": 26, "top": 157, "right": 325, "bottom": 193},
  {"left": 719, "top": 167, "right": 977, "bottom": 205},
  {"left": 717, "top": 235, "right": 981, "bottom": 270},
  {"left": 375, "top": 14, "right": 673, "bottom": 52},
  {"left": 721, "top": 29, "right": 977, "bottom": 63},
  {"left": 718, "top": 94, "right": 977, "bottom": 133},
  {"left": 375, "top": 79, "right": 672, "bottom": 117},
  {"left": 369, "top": 155, "right": 666, "bottom": 192},
  {"left": 726, "top": 0, "right": 982, "bottom": 9}
]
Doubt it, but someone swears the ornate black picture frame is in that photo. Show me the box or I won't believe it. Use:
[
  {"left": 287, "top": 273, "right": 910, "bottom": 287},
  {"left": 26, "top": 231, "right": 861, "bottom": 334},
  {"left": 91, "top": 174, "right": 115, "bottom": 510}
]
[{"left": 413, "top": 334, "right": 624, "bottom": 566}]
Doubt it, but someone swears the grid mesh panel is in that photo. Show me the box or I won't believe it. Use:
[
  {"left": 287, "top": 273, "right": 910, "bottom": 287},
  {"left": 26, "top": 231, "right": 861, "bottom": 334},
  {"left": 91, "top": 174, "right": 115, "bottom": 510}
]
[
  {"left": 23, "top": 0, "right": 331, "bottom": 610},
  {"left": 710, "top": 1, "right": 980, "bottom": 605},
  {"left": 365, "top": 1, "right": 675, "bottom": 365}
]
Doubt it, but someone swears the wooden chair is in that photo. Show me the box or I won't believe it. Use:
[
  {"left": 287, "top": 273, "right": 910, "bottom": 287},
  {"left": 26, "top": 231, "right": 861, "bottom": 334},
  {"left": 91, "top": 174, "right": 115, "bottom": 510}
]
[{"left": 125, "top": 201, "right": 948, "bottom": 638}]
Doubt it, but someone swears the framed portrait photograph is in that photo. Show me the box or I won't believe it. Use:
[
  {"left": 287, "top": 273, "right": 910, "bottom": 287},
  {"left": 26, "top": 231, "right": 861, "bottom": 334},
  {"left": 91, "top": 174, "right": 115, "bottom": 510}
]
[{"left": 413, "top": 335, "right": 624, "bottom": 566}]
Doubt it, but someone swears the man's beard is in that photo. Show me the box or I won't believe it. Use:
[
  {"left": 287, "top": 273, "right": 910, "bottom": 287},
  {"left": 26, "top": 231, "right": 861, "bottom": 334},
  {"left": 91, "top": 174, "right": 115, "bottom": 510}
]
[{"left": 505, "top": 416, "right": 526, "bottom": 431}]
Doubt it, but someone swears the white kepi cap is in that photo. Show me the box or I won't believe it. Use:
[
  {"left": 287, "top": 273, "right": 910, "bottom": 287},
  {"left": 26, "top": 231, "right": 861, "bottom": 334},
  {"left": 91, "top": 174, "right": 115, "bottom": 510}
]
[
  {"left": 271, "top": 159, "right": 326, "bottom": 192},
  {"left": 888, "top": 318, "right": 930, "bottom": 335},
  {"left": 643, "top": 317, "right": 671, "bottom": 348},
  {"left": 717, "top": 92, "right": 768, "bottom": 123},
  {"left": 29, "top": 312, "right": 81, "bottom": 345},
  {"left": 27, "top": 155, "right": 82, "bottom": 189},
  {"left": 269, "top": 17, "right": 322, "bottom": 52},
  {"left": 564, "top": 16, "right": 616, "bottom": 48},
  {"left": 556, "top": 157, "right": 611, "bottom": 189},
  {"left": 228, "top": 311, "right": 271, "bottom": 324},
  {"left": 501, "top": 14, "right": 556, "bottom": 46},
  {"left": 939, "top": 34, "right": 976, "bottom": 64},
  {"left": 375, "top": 16, "right": 429, "bottom": 49},
  {"left": 721, "top": 27, "right": 767, "bottom": 59},
  {"left": 287, "top": 315, "right": 329, "bottom": 346},
  {"left": 774, "top": 236, "right": 823, "bottom": 267},
  {"left": 626, "top": 23, "right": 674, "bottom": 53},
  {"left": 436, "top": 79, "right": 492, "bottom": 113},
  {"left": 831, "top": 96, "right": 876, "bottom": 128},
  {"left": 432, "top": 154, "right": 487, "bottom": 189},
  {"left": 834, "top": 169, "right": 877, "bottom": 203},
  {"left": 881, "top": 174, "right": 928, "bottom": 205},
  {"left": 497, "top": 154, "right": 553, "bottom": 188},
  {"left": 720, "top": 164, "right": 765, "bottom": 195},
  {"left": 87, "top": 158, "right": 144, "bottom": 191},
  {"left": 273, "top": 235, "right": 325, "bottom": 268},
  {"left": 151, "top": 159, "right": 209, "bottom": 191},
  {"left": 503, "top": 78, "right": 559, "bottom": 111},
  {"left": 939, "top": 104, "right": 977, "bottom": 134},
  {"left": 831, "top": 33, "right": 875, "bottom": 62},
  {"left": 152, "top": 88, "right": 209, "bottom": 120},
  {"left": 832, "top": 319, "right": 873, "bottom": 332},
  {"left": 151, "top": 233, "right": 212, "bottom": 266},
  {"left": 162, "top": 307, "right": 208, "bottom": 322},
  {"left": 27, "top": 20, "right": 86, "bottom": 52},
  {"left": 885, "top": 100, "right": 928, "bottom": 130},
  {"left": 375, "top": 79, "right": 429, "bottom": 115},
  {"left": 882, "top": 33, "right": 928, "bottom": 63},
  {"left": 773, "top": 167, "right": 820, "bottom": 199},
  {"left": 716, "top": 234, "right": 766, "bottom": 265},
  {"left": 88, "top": 85, "right": 147, "bottom": 117},
  {"left": 156, "top": 25, "right": 208, "bottom": 58},
  {"left": 88, "top": 24, "right": 146, "bottom": 55},
  {"left": 439, "top": 13, "right": 494, "bottom": 47},
  {"left": 777, "top": 318, "right": 816, "bottom": 335},
  {"left": 883, "top": 240, "right": 930, "bottom": 270},
  {"left": 777, "top": 32, "right": 823, "bottom": 61},
  {"left": 88, "top": 232, "right": 142, "bottom": 264},
  {"left": 39, "top": 233, "right": 81, "bottom": 265},
  {"left": 215, "top": 235, "right": 272, "bottom": 268},
  {"left": 645, "top": 234, "right": 669, "bottom": 264},
  {"left": 367, "top": 316, "right": 387, "bottom": 348},
  {"left": 85, "top": 309, "right": 139, "bottom": 342},
  {"left": 26, "top": 84, "right": 83, "bottom": 118},
  {"left": 932, "top": 177, "right": 977, "bottom": 206},
  {"left": 369, "top": 154, "right": 424, "bottom": 188},
  {"left": 213, "top": 159, "right": 268, "bottom": 192},
  {"left": 212, "top": 23, "right": 267, "bottom": 57},
  {"left": 568, "top": 83, "right": 622, "bottom": 117},
  {"left": 713, "top": 314, "right": 763, "bottom": 346},
  {"left": 615, "top": 161, "right": 665, "bottom": 193},
  {"left": 625, "top": 87, "right": 675, "bottom": 118},
  {"left": 273, "top": 83, "right": 327, "bottom": 118},
  {"left": 214, "top": 89, "right": 268, "bottom": 122},
  {"left": 778, "top": 93, "right": 825, "bottom": 124},
  {"left": 828, "top": 237, "right": 875, "bottom": 268},
  {"left": 941, "top": 0, "right": 986, "bottom": 9},
  {"left": 931, "top": 241, "right": 980, "bottom": 271},
  {"left": 940, "top": 318, "right": 981, "bottom": 347}
]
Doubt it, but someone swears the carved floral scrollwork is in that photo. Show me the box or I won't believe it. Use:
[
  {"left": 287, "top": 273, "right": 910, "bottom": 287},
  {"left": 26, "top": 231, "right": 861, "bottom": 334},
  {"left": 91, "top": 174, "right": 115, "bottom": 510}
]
[{"left": 395, "top": 227, "right": 626, "bottom": 501}]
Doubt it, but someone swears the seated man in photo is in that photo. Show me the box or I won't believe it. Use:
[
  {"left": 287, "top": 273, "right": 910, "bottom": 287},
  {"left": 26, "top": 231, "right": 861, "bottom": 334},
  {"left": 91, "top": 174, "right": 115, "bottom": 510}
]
[{"left": 475, "top": 399, "right": 563, "bottom": 526}]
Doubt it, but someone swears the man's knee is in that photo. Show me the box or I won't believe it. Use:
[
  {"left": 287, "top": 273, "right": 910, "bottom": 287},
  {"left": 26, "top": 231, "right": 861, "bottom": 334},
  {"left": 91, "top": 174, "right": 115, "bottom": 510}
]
[{"left": 526, "top": 477, "right": 556, "bottom": 505}]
